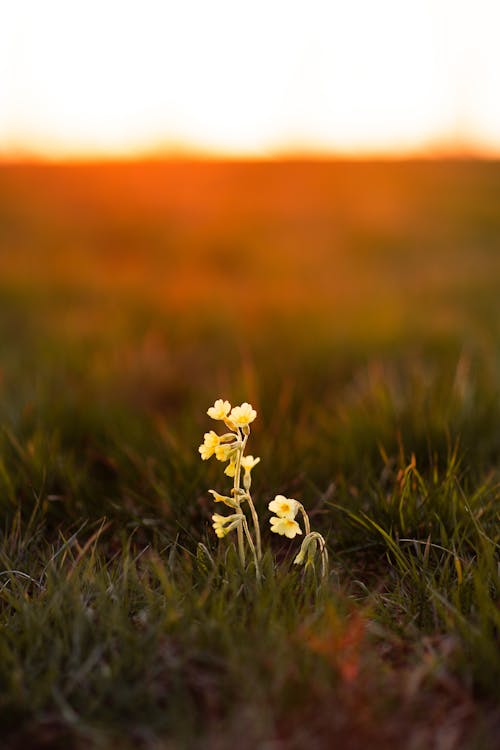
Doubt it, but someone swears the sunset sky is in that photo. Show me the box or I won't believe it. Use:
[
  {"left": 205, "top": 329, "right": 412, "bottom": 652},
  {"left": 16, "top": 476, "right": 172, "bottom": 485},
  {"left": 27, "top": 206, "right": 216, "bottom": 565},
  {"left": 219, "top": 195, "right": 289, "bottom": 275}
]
[{"left": 1, "top": 0, "right": 500, "bottom": 158}]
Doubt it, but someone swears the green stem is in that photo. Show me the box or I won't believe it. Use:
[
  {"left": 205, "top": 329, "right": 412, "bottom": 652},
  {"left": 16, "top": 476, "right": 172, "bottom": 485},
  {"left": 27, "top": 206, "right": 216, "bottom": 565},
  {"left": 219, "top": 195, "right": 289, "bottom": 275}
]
[
  {"left": 308, "top": 531, "right": 329, "bottom": 579},
  {"left": 233, "top": 430, "right": 247, "bottom": 566},
  {"left": 297, "top": 503, "right": 311, "bottom": 536},
  {"left": 236, "top": 518, "right": 245, "bottom": 566},
  {"left": 241, "top": 516, "right": 261, "bottom": 582},
  {"left": 246, "top": 494, "right": 262, "bottom": 561},
  {"left": 316, "top": 534, "right": 329, "bottom": 579},
  {"left": 234, "top": 431, "right": 247, "bottom": 492}
]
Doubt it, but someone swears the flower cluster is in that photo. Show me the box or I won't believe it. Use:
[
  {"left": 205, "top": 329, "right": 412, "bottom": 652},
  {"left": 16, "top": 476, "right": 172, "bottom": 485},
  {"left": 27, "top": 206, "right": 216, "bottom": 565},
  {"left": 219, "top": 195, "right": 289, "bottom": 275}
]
[
  {"left": 268, "top": 494, "right": 328, "bottom": 576},
  {"left": 199, "top": 399, "right": 262, "bottom": 576},
  {"left": 269, "top": 496, "right": 302, "bottom": 538},
  {"left": 198, "top": 398, "right": 328, "bottom": 580}
]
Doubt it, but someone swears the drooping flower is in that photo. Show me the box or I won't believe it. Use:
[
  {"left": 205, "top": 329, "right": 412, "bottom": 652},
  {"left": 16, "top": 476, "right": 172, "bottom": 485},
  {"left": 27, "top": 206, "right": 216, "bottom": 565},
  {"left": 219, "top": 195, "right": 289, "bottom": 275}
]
[
  {"left": 229, "top": 402, "right": 257, "bottom": 427},
  {"left": 268, "top": 495, "right": 299, "bottom": 520},
  {"left": 224, "top": 460, "right": 236, "bottom": 477},
  {"left": 198, "top": 431, "right": 220, "bottom": 460},
  {"left": 209, "top": 490, "right": 238, "bottom": 509},
  {"left": 207, "top": 399, "right": 231, "bottom": 421},
  {"left": 269, "top": 516, "right": 302, "bottom": 539},
  {"left": 212, "top": 512, "right": 242, "bottom": 538}
]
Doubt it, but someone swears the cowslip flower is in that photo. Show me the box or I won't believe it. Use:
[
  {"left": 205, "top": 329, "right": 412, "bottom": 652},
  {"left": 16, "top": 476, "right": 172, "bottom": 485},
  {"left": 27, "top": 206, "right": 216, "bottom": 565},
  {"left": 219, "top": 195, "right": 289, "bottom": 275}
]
[
  {"left": 212, "top": 513, "right": 242, "bottom": 538},
  {"left": 199, "top": 396, "right": 263, "bottom": 577},
  {"left": 207, "top": 399, "right": 231, "bottom": 421},
  {"left": 198, "top": 431, "right": 220, "bottom": 460},
  {"left": 270, "top": 516, "right": 302, "bottom": 539},
  {"left": 268, "top": 495, "right": 298, "bottom": 520},
  {"left": 215, "top": 443, "right": 236, "bottom": 462},
  {"left": 230, "top": 402, "right": 257, "bottom": 427}
]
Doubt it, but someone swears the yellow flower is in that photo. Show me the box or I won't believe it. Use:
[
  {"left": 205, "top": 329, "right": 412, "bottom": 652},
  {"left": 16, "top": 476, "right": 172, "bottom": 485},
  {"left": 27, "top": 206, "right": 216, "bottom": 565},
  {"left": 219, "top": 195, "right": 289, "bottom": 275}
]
[
  {"left": 212, "top": 513, "right": 242, "bottom": 538},
  {"left": 241, "top": 455, "right": 260, "bottom": 473},
  {"left": 207, "top": 399, "right": 231, "bottom": 421},
  {"left": 270, "top": 516, "right": 302, "bottom": 539},
  {"left": 215, "top": 443, "right": 234, "bottom": 462},
  {"left": 229, "top": 402, "right": 257, "bottom": 427},
  {"left": 268, "top": 495, "right": 298, "bottom": 520},
  {"left": 208, "top": 490, "right": 238, "bottom": 509},
  {"left": 224, "top": 460, "right": 236, "bottom": 477},
  {"left": 241, "top": 454, "right": 260, "bottom": 490},
  {"left": 198, "top": 431, "right": 220, "bottom": 460}
]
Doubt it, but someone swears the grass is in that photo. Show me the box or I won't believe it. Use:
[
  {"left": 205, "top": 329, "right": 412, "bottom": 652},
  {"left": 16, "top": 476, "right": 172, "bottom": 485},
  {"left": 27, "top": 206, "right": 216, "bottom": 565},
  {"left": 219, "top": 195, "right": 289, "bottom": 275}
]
[{"left": 0, "top": 159, "right": 499, "bottom": 749}]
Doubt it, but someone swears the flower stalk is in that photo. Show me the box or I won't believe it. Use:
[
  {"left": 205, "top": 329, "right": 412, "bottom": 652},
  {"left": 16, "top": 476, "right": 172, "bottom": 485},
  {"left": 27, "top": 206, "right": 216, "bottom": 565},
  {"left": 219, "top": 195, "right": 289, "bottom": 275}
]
[
  {"left": 233, "top": 431, "right": 247, "bottom": 567},
  {"left": 200, "top": 400, "right": 261, "bottom": 579}
]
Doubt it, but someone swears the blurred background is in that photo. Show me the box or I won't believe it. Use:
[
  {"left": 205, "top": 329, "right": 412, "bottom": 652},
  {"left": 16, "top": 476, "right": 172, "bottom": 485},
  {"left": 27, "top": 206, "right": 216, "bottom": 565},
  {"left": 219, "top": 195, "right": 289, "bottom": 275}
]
[{"left": 0, "top": 1, "right": 499, "bottom": 489}]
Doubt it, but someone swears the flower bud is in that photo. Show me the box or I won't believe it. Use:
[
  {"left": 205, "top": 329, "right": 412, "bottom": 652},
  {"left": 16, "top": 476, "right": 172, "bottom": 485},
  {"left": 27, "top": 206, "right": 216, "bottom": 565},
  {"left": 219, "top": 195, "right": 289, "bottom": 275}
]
[{"left": 293, "top": 534, "right": 317, "bottom": 566}]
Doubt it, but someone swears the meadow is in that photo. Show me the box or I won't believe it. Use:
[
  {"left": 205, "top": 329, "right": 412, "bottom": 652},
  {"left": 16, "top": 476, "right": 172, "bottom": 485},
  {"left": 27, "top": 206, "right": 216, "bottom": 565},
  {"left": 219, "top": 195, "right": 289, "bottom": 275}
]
[{"left": 0, "top": 159, "right": 499, "bottom": 749}]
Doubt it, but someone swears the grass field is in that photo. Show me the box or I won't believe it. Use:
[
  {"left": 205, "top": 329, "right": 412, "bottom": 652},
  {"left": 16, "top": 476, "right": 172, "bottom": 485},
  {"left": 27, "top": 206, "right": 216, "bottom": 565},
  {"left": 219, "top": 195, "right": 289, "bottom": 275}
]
[{"left": 0, "top": 159, "right": 499, "bottom": 749}]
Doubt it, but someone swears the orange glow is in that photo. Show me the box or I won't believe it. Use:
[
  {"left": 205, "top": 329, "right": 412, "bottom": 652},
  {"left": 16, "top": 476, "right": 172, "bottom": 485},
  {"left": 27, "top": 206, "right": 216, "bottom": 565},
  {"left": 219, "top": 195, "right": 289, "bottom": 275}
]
[{"left": 2, "top": 1, "right": 500, "bottom": 158}]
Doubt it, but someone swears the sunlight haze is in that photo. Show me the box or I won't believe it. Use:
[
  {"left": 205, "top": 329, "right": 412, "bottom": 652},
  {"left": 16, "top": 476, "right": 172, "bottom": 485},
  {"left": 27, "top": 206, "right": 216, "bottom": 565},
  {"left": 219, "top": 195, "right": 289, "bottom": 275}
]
[{"left": 1, "top": 0, "right": 500, "bottom": 158}]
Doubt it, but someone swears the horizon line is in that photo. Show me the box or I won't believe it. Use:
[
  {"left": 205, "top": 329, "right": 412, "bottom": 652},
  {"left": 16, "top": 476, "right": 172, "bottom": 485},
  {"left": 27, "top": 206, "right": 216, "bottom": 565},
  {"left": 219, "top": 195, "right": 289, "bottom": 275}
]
[{"left": 2, "top": 143, "right": 500, "bottom": 165}]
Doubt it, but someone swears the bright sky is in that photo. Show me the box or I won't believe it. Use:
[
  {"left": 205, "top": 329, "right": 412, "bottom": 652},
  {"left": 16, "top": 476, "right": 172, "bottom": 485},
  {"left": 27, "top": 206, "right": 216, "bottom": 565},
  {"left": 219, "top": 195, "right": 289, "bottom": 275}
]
[{"left": 1, "top": 0, "right": 500, "bottom": 158}]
